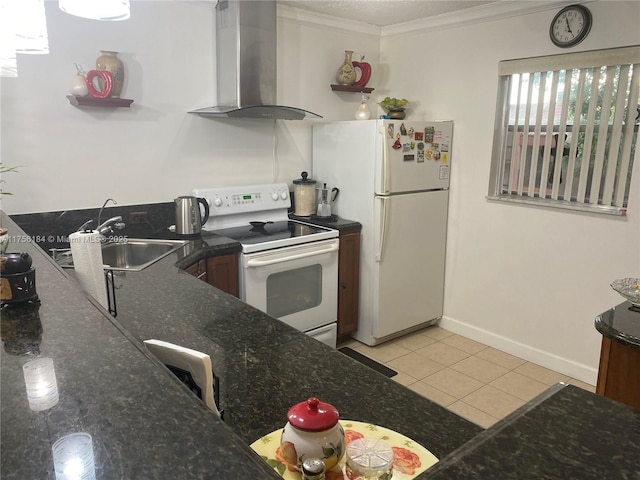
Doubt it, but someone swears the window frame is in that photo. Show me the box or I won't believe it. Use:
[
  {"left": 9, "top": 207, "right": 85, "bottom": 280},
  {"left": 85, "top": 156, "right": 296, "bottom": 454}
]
[{"left": 487, "top": 46, "right": 640, "bottom": 216}]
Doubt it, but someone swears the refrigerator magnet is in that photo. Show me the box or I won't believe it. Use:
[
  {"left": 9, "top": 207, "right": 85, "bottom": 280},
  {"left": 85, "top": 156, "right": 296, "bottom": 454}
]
[
  {"left": 400, "top": 123, "right": 407, "bottom": 135},
  {"left": 403, "top": 143, "right": 411, "bottom": 152},
  {"left": 387, "top": 124, "right": 394, "bottom": 138},
  {"left": 392, "top": 134, "right": 402, "bottom": 150},
  {"left": 439, "top": 165, "right": 449, "bottom": 180},
  {"left": 425, "top": 127, "right": 435, "bottom": 143},
  {"left": 408, "top": 127, "right": 415, "bottom": 138},
  {"left": 415, "top": 131, "right": 424, "bottom": 141},
  {"left": 425, "top": 145, "right": 434, "bottom": 160},
  {"left": 433, "top": 145, "right": 441, "bottom": 161},
  {"left": 403, "top": 154, "right": 415, "bottom": 162}
]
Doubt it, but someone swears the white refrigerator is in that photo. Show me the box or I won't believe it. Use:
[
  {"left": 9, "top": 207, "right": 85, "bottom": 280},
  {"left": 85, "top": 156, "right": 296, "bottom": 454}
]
[{"left": 312, "top": 119, "right": 453, "bottom": 346}]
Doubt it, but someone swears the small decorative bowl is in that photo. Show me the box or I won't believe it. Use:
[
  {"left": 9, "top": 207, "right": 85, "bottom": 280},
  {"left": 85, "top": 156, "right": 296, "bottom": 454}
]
[{"left": 610, "top": 278, "right": 640, "bottom": 306}]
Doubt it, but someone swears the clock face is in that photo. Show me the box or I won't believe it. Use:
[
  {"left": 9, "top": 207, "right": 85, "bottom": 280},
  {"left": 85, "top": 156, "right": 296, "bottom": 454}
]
[{"left": 550, "top": 5, "right": 592, "bottom": 48}]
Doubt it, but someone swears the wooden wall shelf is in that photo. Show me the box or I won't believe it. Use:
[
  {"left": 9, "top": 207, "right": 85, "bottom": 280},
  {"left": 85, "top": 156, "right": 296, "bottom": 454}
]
[
  {"left": 66, "top": 95, "right": 134, "bottom": 108},
  {"left": 330, "top": 85, "right": 374, "bottom": 94}
]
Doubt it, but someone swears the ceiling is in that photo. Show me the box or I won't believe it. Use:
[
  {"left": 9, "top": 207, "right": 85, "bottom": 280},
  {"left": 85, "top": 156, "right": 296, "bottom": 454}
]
[{"left": 279, "top": 0, "right": 501, "bottom": 27}]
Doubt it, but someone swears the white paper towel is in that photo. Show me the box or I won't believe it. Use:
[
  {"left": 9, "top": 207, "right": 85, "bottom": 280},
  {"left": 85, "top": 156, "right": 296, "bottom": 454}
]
[{"left": 69, "top": 231, "right": 107, "bottom": 308}]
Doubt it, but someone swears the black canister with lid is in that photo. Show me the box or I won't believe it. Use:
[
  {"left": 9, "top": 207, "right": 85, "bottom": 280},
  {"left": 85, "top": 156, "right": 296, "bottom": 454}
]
[{"left": 0, "top": 252, "right": 39, "bottom": 305}]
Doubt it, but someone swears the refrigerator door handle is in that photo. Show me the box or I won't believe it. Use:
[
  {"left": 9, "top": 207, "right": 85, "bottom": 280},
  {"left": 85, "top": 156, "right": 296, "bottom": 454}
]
[
  {"left": 376, "top": 196, "right": 388, "bottom": 262},
  {"left": 378, "top": 124, "right": 390, "bottom": 195}
]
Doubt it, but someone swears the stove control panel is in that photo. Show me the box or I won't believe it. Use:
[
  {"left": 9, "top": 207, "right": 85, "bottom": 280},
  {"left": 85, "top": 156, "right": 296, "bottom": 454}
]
[{"left": 193, "top": 183, "right": 291, "bottom": 229}]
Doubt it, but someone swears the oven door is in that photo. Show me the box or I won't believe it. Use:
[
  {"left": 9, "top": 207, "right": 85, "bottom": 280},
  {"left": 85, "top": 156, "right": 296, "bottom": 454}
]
[{"left": 240, "top": 238, "right": 339, "bottom": 334}]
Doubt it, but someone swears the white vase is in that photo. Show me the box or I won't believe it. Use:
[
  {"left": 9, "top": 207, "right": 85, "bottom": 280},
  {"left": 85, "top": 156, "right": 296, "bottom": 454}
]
[{"left": 355, "top": 94, "right": 371, "bottom": 120}]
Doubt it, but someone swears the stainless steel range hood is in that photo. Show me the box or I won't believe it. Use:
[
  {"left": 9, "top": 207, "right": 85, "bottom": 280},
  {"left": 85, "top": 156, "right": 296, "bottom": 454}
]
[{"left": 190, "top": 0, "right": 321, "bottom": 120}]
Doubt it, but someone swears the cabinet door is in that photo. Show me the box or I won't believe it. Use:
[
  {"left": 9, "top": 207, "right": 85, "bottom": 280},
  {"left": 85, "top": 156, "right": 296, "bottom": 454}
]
[
  {"left": 185, "top": 259, "right": 207, "bottom": 281},
  {"left": 596, "top": 336, "right": 640, "bottom": 409},
  {"left": 207, "top": 254, "right": 239, "bottom": 298},
  {"left": 337, "top": 231, "right": 360, "bottom": 337}
]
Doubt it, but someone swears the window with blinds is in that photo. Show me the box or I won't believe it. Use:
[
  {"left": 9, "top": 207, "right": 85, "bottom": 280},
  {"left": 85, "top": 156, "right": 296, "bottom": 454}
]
[{"left": 488, "top": 46, "right": 640, "bottom": 215}]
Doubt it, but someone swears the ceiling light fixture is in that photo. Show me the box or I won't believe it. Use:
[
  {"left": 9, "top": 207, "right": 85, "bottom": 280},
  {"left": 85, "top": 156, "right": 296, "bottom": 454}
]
[{"left": 58, "top": 0, "right": 130, "bottom": 21}]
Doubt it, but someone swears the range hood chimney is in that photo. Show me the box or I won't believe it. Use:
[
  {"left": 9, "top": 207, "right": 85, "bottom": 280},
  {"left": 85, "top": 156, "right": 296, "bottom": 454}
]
[{"left": 190, "top": 0, "right": 321, "bottom": 120}]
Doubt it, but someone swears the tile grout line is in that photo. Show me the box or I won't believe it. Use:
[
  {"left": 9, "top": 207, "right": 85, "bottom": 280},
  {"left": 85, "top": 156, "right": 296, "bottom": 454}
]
[{"left": 387, "top": 337, "right": 541, "bottom": 423}]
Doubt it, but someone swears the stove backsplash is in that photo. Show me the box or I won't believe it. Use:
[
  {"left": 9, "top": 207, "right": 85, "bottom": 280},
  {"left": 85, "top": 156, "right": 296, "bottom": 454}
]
[{"left": 10, "top": 202, "right": 176, "bottom": 252}]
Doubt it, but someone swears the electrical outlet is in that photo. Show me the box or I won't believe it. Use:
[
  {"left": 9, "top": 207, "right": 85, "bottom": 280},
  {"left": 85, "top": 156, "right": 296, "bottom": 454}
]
[{"left": 128, "top": 211, "right": 148, "bottom": 224}]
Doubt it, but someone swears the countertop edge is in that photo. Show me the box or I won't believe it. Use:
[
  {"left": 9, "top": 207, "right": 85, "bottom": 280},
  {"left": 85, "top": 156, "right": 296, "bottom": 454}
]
[
  {"left": 422, "top": 383, "right": 567, "bottom": 477},
  {"left": 594, "top": 301, "right": 640, "bottom": 349}
]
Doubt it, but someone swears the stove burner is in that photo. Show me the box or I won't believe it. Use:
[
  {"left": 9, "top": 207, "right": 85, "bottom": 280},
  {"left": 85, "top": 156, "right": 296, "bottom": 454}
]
[
  {"left": 249, "top": 221, "right": 274, "bottom": 232},
  {"left": 194, "top": 183, "right": 339, "bottom": 254},
  {"left": 249, "top": 222, "right": 273, "bottom": 236}
]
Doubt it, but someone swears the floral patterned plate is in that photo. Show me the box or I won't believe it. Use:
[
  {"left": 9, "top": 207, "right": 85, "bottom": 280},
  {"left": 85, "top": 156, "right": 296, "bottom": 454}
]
[{"left": 250, "top": 420, "right": 438, "bottom": 479}]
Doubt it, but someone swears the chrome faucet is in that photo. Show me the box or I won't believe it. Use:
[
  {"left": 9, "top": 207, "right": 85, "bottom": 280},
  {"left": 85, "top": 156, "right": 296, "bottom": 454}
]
[
  {"left": 97, "top": 198, "right": 125, "bottom": 241},
  {"left": 75, "top": 198, "right": 125, "bottom": 241},
  {"left": 97, "top": 216, "right": 125, "bottom": 237},
  {"left": 76, "top": 219, "right": 93, "bottom": 232},
  {"left": 98, "top": 198, "right": 117, "bottom": 227}
]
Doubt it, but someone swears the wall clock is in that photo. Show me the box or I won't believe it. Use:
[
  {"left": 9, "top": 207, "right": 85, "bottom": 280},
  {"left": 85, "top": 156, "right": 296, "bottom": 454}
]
[{"left": 549, "top": 4, "right": 592, "bottom": 48}]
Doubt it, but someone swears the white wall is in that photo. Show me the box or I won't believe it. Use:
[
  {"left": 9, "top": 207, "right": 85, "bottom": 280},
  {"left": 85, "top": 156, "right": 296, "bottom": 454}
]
[
  {"left": 0, "top": 1, "right": 379, "bottom": 213},
  {"left": 380, "top": 0, "right": 640, "bottom": 384}
]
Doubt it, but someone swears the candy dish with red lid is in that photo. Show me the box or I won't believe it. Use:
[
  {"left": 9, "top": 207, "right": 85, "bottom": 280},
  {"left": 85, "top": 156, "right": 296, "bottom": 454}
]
[{"left": 279, "top": 397, "right": 346, "bottom": 472}]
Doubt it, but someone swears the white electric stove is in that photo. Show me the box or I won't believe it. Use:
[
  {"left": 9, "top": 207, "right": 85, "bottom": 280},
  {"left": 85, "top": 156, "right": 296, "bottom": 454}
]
[{"left": 193, "top": 183, "right": 339, "bottom": 347}]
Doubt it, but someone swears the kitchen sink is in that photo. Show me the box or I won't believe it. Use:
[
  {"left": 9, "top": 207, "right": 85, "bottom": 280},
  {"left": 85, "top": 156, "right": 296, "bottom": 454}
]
[{"left": 55, "top": 238, "right": 188, "bottom": 272}]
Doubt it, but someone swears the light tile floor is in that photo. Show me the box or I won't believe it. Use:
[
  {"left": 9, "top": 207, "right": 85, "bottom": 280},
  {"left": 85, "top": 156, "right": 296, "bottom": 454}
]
[{"left": 339, "top": 326, "right": 596, "bottom": 428}]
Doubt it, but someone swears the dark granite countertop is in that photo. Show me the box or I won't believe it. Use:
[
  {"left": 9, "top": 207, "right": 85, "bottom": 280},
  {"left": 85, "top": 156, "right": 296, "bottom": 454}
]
[
  {"left": 595, "top": 301, "right": 640, "bottom": 348},
  {"left": 0, "top": 216, "right": 276, "bottom": 479},
  {"left": 5, "top": 209, "right": 638, "bottom": 479},
  {"left": 423, "top": 383, "right": 640, "bottom": 479},
  {"left": 90, "top": 231, "right": 481, "bottom": 459},
  {"left": 289, "top": 214, "right": 362, "bottom": 234},
  {"left": 1, "top": 213, "right": 479, "bottom": 478}
]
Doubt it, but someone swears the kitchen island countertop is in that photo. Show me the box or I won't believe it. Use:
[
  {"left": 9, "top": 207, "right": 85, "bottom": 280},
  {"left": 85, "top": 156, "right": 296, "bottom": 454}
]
[
  {"left": 422, "top": 382, "right": 640, "bottom": 479},
  {"left": 595, "top": 301, "right": 640, "bottom": 348}
]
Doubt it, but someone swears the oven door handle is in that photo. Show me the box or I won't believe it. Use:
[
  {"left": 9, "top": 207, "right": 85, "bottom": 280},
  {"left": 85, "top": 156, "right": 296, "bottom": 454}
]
[{"left": 245, "top": 243, "right": 339, "bottom": 267}]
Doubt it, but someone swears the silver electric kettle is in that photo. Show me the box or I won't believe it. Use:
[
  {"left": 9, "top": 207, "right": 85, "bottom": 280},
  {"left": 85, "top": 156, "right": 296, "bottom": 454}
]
[{"left": 175, "top": 196, "right": 210, "bottom": 237}]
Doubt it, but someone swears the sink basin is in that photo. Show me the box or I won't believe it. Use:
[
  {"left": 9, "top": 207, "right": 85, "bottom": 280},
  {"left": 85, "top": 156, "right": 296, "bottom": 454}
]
[{"left": 56, "top": 238, "right": 188, "bottom": 272}]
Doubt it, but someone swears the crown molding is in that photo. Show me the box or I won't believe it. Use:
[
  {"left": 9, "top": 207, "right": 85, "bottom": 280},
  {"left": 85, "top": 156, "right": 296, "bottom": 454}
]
[
  {"left": 278, "top": 4, "right": 381, "bottom": 38},
  {"left": 278, "top": 1, "right": 595, "bottom": 39},
  {"left": 381, "top": 0, "right": 592, "bottom": 37}
]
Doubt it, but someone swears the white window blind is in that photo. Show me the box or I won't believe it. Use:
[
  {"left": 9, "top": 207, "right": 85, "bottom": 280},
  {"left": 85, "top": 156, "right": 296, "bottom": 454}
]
[{"left": 488, "top": 46, "right": 640, "bottom": 215}]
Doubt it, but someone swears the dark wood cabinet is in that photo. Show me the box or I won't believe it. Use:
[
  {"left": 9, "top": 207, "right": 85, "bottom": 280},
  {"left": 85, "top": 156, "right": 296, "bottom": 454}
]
[
  {"left": 337, "top": 231, "right": 360, "bottom": 338},
  {"left": 596, "top": 336, "right": 640, "bottom": 409},
  {"left": 185, "top": 254, "right": 239, "bottom": 298},
  {"left": 206, "top": 254, "right": 239, "bottom": 298}
]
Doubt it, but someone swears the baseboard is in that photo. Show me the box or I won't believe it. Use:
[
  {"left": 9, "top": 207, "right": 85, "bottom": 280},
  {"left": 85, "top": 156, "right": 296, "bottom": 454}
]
[{"left": 439, "top": 316, "right": 598, "bottom": 386}]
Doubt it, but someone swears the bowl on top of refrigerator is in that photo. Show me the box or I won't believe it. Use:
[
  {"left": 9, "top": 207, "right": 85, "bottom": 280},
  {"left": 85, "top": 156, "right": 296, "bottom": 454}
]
[{"left": 610, "top": 278, "right": 640, "bottom": 306}]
